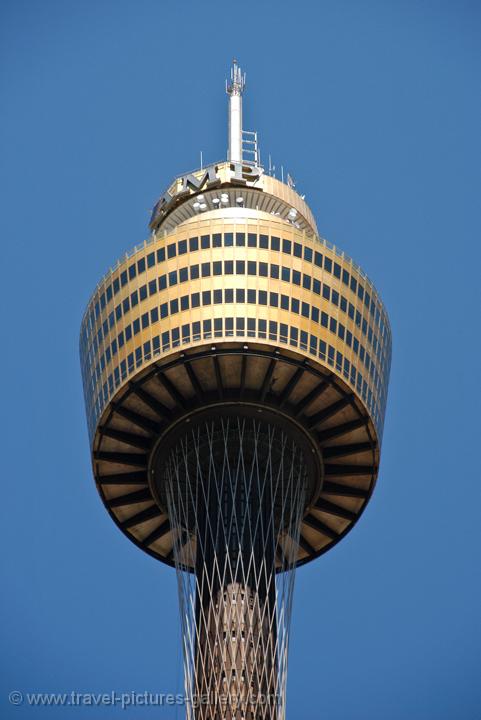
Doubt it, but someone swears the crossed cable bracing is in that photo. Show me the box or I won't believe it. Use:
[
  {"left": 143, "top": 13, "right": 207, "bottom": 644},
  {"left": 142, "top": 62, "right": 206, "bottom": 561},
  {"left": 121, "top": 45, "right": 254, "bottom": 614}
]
[{"left": 164, "top": 416, "right": 307, "bottom": 720}]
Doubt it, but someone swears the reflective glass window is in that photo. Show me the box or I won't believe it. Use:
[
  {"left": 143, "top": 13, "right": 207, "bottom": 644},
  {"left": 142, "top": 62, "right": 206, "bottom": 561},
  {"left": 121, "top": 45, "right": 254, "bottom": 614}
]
[{"left": 148, "top": 279, "right": 157, "bottom": 295}]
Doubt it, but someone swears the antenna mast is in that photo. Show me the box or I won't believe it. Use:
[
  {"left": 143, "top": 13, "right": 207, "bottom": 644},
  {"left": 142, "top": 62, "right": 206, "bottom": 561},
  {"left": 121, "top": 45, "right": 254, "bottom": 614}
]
[{"left": 226, "top": 59, "right": 245, "bottom": 164}]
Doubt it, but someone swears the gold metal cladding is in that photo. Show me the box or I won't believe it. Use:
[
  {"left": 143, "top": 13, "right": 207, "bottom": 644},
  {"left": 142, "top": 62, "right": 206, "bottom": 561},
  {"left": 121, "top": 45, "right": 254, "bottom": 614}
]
[{"left": 80, "top": 215, "right": 391, "bottom": 445}]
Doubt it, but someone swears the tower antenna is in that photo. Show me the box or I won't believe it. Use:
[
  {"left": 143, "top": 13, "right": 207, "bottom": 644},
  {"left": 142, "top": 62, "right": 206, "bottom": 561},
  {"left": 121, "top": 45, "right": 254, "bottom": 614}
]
[{"left": 226, "top": 58, "right": 246, "bottom": 163}]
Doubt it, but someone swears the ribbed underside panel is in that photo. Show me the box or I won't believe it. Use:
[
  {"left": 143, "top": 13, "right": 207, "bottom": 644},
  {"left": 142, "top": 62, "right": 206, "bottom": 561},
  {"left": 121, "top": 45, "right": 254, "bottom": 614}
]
[{"left": 162, "top": 417, "right": 308, "bottom": 720}]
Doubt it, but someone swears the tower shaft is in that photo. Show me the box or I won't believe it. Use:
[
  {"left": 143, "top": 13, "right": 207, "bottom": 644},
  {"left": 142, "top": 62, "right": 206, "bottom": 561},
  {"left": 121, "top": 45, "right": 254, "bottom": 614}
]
[
  {"left": 194, "top": 458, "right": 278, "bottom": 720},
  {"left": 162, "top": 414, "right": 309, "bottom": 720}
]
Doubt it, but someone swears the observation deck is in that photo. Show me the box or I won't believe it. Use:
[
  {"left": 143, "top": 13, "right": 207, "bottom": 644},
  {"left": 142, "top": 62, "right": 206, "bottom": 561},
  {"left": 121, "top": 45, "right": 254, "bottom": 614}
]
[{"left": 80, "top": 160, "right": 391, "bottom": 568}]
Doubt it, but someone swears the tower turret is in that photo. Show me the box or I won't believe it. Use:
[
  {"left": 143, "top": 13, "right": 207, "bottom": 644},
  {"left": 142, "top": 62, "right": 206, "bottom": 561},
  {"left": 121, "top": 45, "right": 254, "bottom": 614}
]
[{"left": 80, "top": 61, "right": 392, "bottom": 720}]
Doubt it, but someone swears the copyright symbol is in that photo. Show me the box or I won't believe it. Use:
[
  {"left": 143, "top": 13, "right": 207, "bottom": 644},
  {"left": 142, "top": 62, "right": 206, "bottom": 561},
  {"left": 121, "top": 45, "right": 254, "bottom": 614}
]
[{"left": 9, "top": 691, "right": 23, "bottom": 705}]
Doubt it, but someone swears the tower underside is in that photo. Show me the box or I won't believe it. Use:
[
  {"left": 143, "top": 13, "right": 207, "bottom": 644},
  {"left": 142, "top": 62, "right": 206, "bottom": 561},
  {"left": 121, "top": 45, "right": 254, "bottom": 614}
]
[{"left": 89, "top": 344, "right": 381, "bottom": 567}]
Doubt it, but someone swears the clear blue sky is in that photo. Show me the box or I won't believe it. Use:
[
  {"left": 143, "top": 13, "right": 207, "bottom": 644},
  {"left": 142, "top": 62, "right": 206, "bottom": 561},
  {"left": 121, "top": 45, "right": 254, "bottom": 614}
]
[{"left": 1, "top": 1, "right": 480, "bottom": 718}]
